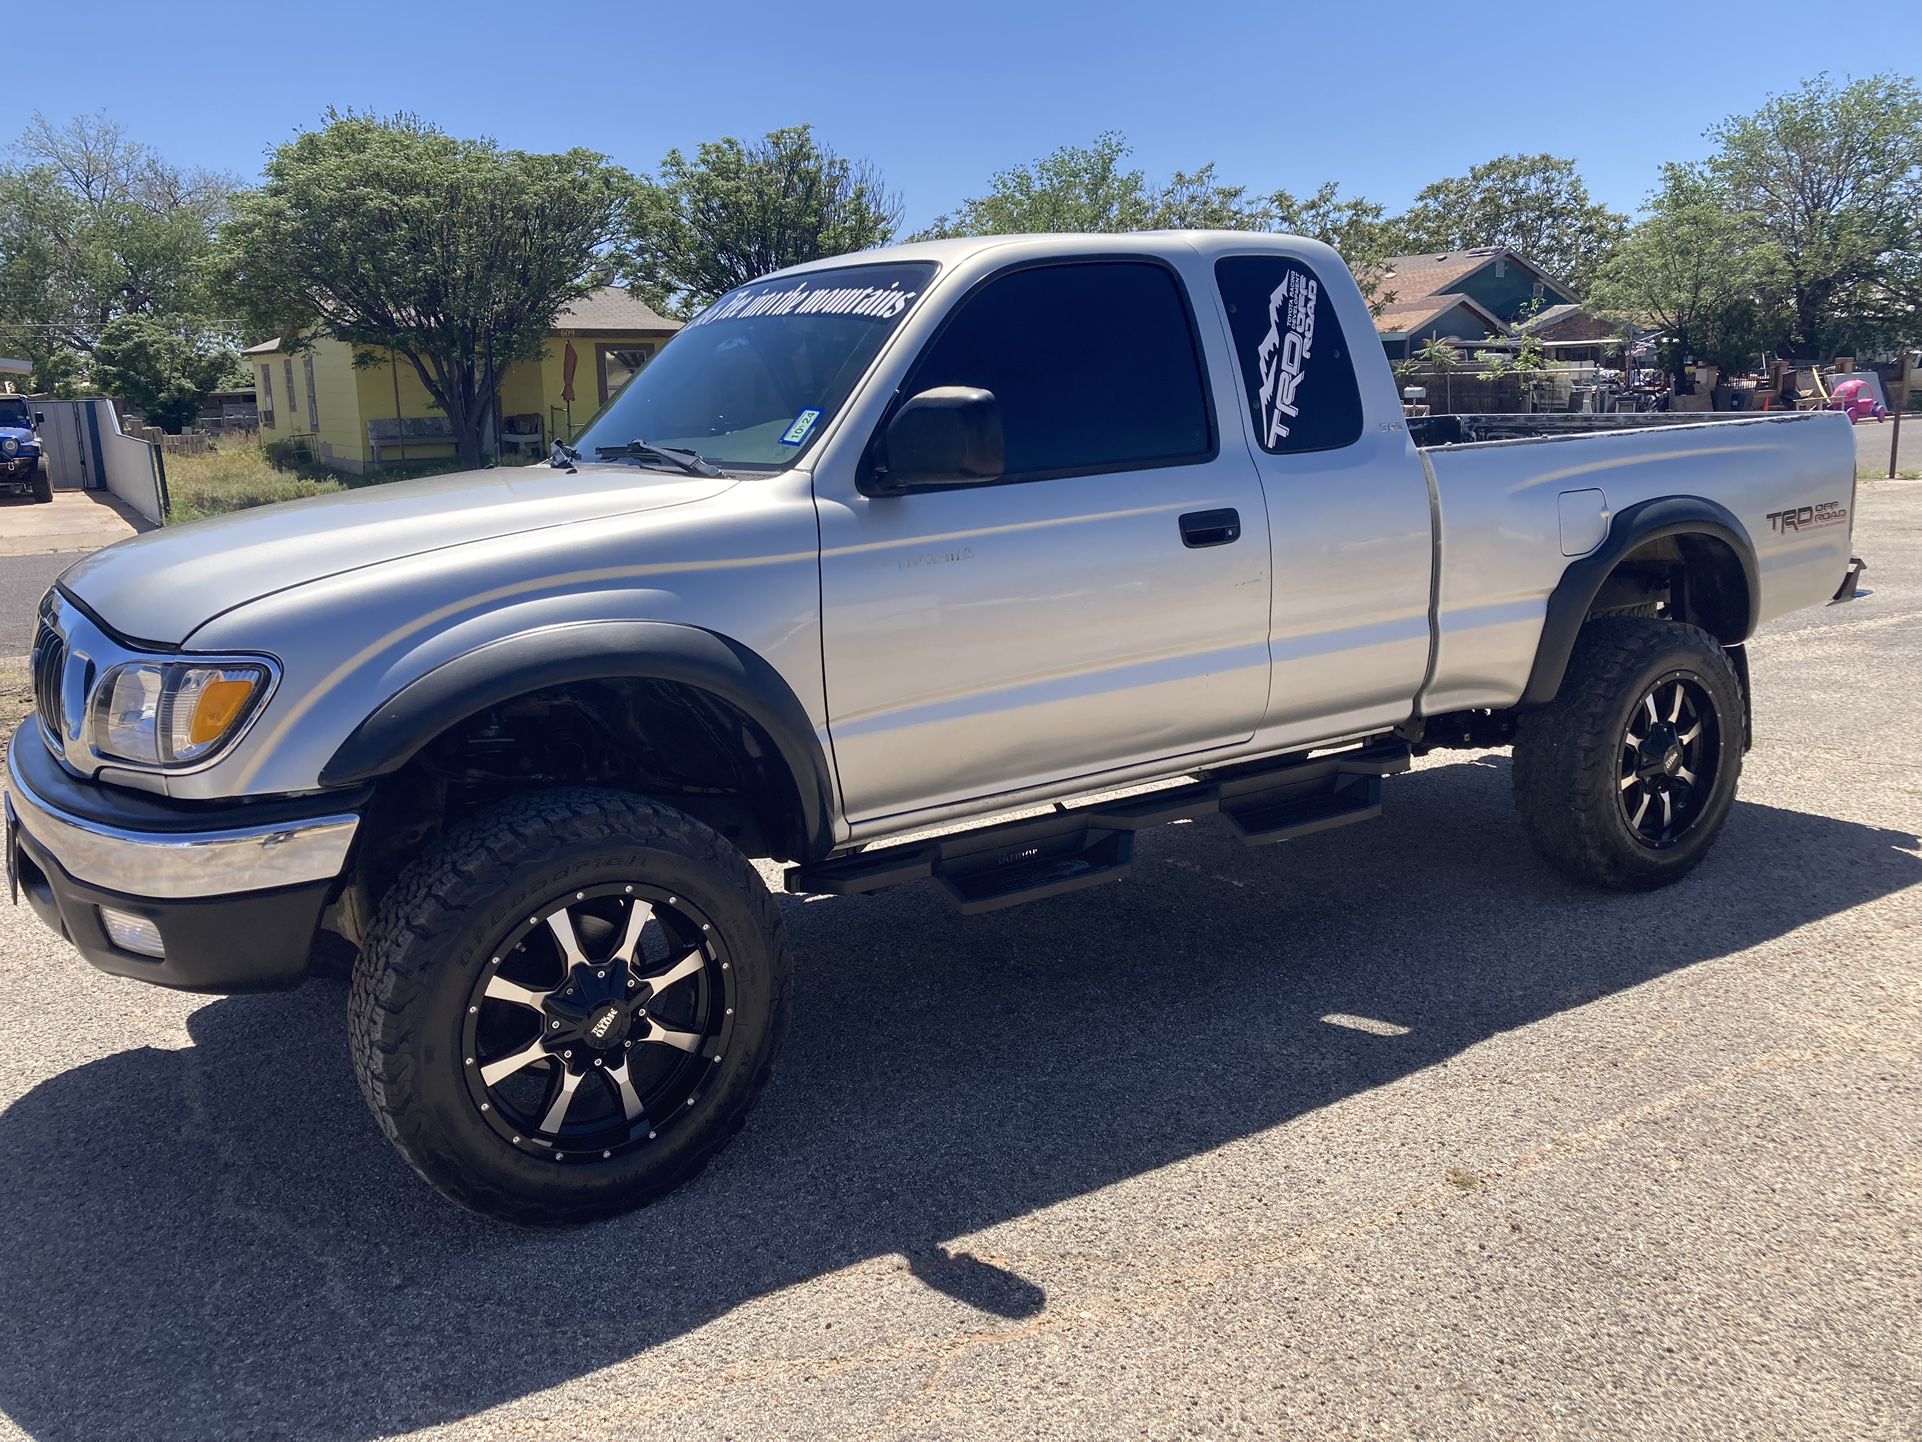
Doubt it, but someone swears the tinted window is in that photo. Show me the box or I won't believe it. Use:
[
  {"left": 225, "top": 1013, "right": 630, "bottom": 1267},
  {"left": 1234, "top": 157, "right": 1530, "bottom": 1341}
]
[
  {"left": 1215, "top": 255, "right": 1363, "bottom": 454},
  {"left": 576, "top": 261, "right": 935, "bottom": 470},
  {"left": 905, "top": 261, "right": 1212, "bottom": 478}
]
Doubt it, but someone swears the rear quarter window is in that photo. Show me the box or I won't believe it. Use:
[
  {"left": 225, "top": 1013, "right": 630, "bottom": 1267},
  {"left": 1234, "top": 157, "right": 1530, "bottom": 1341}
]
[{"left": 1215, "top": 255, "right": 1363, "bottom": 455}]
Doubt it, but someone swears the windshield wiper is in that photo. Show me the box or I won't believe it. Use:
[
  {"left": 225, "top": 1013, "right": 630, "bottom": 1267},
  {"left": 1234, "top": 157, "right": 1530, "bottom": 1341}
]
[{"left": 592, "top": 439, "right": 723, "bottom": 478}]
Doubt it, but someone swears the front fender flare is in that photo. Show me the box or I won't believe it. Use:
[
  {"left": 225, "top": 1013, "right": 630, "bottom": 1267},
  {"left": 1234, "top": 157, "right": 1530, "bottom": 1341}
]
[
  {"left": 1521, "top": 496, "right": 1759, "bottom": 707},
  {"left": 318, "top": 621, "right": 836, "bottom": 860}
]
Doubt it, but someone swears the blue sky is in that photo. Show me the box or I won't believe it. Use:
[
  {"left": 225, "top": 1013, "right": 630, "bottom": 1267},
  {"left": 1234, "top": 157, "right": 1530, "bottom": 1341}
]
[{"left": 16, "top": 0, "right": 1921, "bottom": 233}]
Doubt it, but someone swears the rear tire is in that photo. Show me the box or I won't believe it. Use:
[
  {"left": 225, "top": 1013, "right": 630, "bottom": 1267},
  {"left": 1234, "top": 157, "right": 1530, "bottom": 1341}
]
[
  {"left": 1513, "top": 617, "right": 1743, "bottom": 890},
  {"left": 348, "top": 788, "right": 793, "bottom": 1224}
]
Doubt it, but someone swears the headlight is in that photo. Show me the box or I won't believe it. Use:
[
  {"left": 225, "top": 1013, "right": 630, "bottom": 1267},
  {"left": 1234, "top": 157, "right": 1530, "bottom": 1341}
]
[
  {"left": 1, "top": 437, "right": 16, "bottom": 456},
  {"left": 92, "top": 662, "right": 271, "bottom": 767}
]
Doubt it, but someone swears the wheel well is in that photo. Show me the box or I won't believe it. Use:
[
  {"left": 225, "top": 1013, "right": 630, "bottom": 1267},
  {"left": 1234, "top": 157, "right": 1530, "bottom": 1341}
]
[
  {"left": 345, "top": 678, "right": 810, "bottom": 919},
  {"left": 1585, "top": 531, "right": 1751, "bottom": 644}
]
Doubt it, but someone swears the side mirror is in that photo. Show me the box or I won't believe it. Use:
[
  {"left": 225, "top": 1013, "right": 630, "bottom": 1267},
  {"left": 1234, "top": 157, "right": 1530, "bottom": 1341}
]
[
  {"left": 866, "top": 386, "right": 1003, "bottom": 495},
  {"left": 33, "top": 412, "right": 45, "bottom": 425}
]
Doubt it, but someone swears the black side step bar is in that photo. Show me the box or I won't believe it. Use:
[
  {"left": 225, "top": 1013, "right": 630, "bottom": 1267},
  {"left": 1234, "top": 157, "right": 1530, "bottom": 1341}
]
[{"left": 786, "top": 741, "right": 1411, "bottom": 915}]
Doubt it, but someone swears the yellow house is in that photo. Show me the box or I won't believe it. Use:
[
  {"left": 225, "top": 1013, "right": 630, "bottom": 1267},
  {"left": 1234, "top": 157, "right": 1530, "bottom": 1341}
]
[{"left": 245, "top": 287, "right": 682, "bottom": 472}]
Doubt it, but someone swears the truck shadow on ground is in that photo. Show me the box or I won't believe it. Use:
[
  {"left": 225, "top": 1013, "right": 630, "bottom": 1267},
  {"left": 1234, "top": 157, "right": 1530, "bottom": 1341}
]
[{"left": 0, "top": 757, "right": 1915, "bottom": 1441}]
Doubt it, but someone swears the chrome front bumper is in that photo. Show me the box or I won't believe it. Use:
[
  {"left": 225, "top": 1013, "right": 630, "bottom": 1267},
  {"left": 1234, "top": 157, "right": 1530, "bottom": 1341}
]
[
  {"left": 5, "top": 730, "right": 358, "bottom": 900},
  {"left": 6, "top": 718, "right": 364, "bottom": 991}
]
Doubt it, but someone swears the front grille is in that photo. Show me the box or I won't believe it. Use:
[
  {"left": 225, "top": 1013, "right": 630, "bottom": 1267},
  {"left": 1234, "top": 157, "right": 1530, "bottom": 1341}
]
[{"left": 30, "top": 619, "right": 66, "bottom": 744}]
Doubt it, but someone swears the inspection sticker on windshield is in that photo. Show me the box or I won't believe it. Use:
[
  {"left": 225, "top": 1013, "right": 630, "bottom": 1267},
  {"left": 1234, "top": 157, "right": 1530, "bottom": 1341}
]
[{"left": 780, "top": 409, "right": 823, "bottom": 446}]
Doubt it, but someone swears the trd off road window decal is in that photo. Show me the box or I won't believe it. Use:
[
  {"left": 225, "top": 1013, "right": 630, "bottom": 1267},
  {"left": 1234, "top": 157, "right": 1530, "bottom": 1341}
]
[
  {"left": 1215, "top": 255, "right": 1364, "bottom": 455},
  {"left": 1258, "top": 268, "right": 1317, "bottom": 448}
]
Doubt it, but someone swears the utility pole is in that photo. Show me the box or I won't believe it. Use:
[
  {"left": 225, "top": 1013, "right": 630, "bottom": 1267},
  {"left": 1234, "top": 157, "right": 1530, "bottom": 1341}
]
[{"left": 1891, "top": 354, "right": 1912, "bottom": 480}]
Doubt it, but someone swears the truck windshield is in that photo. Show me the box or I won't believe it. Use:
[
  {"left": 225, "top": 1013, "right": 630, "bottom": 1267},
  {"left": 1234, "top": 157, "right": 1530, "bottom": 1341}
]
[
  {"left": 573, "top": 260, "right": 937, "bottom": 472},
  {"left": 0, "top": 398, "right": 30, "bottom": 428}
]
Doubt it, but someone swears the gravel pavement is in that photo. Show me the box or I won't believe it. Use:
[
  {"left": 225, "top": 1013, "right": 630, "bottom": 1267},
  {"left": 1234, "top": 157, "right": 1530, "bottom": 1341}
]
[{"left": 0, "top": 482, "right": 1916, "bottom": 1442}]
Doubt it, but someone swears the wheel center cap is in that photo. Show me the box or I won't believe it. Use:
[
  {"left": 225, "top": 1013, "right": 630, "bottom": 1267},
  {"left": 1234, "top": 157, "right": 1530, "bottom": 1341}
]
[
  {"left": 585, "top": 1002, "right": 627, "bottom": 1048},
  {"left": 1662, "top": 743, "right": 1682, "bottom": 774}
]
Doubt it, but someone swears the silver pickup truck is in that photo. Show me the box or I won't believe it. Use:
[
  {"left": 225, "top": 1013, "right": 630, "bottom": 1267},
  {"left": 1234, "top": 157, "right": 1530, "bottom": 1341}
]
[{"left": 5, "top": 233, "right": 1867, "bottom": 1222}]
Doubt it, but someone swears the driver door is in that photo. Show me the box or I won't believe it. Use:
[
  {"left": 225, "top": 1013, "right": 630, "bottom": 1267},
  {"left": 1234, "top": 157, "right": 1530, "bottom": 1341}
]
[{"left": 816, "top": 256, "right": 1272, "bottom": 825}]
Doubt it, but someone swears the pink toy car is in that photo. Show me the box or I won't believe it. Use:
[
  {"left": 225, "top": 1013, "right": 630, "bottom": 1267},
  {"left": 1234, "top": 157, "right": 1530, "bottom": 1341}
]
[{"left": 1829, "top": 379, "right": 1887, "bottom": 423}]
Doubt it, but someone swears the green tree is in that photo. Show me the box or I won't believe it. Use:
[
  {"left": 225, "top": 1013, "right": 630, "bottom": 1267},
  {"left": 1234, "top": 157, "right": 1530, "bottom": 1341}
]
[
  {"left": 915, "top": 133, "right": 1154, "bottom": 238},
  {"left": 1588, "top": 164, "right": 1789, "bottom": 384},
  {"left": 218, "top": 111, "right": 628, "bottom": 469},
  {"left": 1396, "top": 153, "right": 1628, "bottom": 292},
  {"left": 92, "top": 314, "right": 241, "bottom": 431},
  {"left": 1415, "top": 335, "right": 1461, "bottom": 411},
  {"left": 1705, "top": 73, "right": 1922, "bottom": 355},
  {"left": 0, "top": 112, "right": 233, "bottom": 377},
  {"left": 627, "top": 125, "right": 901, "bottom": 315},
  {"left": 1148, "top": 164, "right": 1273, "bottom": 230},
  {"left": 1269, "top": 181, "right": 1403, "bottom": 313}
]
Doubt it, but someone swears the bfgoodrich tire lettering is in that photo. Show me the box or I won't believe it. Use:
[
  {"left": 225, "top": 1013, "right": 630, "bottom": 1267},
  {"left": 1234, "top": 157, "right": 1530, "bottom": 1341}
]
[
  {"left": 1512, "top": 617, "right": 1743, "bottom": 891},
  {"left": 348, "top": 788, "right": 792, "bottom": 1224}
]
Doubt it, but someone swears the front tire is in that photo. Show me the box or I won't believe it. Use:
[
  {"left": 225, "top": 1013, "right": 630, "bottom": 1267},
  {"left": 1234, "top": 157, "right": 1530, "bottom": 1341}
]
[
  {"left": 29, "top": 468, "right": 51, "bottom": 503},
  {"left": 348, "top": 789, "right": 792, "bottom": 1224},
  {"left": 1513, "top": 617, "right": 1743, "bottom": 890}
]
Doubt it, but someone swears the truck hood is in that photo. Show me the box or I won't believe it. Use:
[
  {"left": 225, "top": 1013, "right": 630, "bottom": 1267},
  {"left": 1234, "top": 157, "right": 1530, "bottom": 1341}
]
[{"left": 58, "top": 463, "right": 739, "bottom": 646}]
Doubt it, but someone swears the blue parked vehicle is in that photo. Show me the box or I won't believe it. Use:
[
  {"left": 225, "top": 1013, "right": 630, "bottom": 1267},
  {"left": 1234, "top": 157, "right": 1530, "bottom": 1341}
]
[{"left": 0, "top": 394, "right": 50, "bottom": 503}]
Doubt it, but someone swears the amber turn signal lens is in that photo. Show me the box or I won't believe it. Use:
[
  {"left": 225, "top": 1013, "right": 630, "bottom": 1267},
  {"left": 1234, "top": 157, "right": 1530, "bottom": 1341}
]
[{"left": 189, "top": 677, "right": 259, "bottom": 745}]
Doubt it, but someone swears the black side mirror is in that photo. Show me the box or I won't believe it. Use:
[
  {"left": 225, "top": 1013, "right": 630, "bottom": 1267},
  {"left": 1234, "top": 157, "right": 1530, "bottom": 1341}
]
[
  {"left": 32, "top": 412, "right": 45, "bottom": 425},
  {"left": 865, "top": 386, "right": 1003, "bottom": 495}
]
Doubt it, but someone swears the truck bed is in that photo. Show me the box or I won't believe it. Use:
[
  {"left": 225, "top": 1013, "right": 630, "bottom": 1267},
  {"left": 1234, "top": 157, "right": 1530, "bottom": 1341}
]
[{"left": 1415, "top": 409, "right": 1857, "bottom": 717}]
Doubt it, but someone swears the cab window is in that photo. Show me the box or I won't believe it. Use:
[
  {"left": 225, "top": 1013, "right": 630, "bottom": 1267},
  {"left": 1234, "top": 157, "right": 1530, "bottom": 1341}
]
[{"left": 904, "top": 260, "right": 1214, "bottom": 480}]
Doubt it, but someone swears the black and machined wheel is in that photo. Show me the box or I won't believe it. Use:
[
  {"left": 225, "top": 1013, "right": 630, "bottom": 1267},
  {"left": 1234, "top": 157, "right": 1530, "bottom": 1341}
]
[
  {"left": 29, "top": 467, "right": 52, "bottom": 504},
  {"left": 348, "top": 789, "right": 792, "bottom": 1224},
  {"left": 1513, "top": 616, "right": 1744, "bottom": 891}
]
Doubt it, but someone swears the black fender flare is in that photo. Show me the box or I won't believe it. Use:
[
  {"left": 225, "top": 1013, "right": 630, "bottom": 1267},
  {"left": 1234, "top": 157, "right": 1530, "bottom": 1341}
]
[
  {"left": 318, "top": 621, "right": 837, "bottom": 860},
  {"left": 1520, "top": 496, "right": 1759, "bottom": 707}
]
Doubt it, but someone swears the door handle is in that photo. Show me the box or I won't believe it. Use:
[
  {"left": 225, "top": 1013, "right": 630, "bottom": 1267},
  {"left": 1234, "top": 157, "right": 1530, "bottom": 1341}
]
[{"left": 1179, "top": 508, "right": 1241, "bottom": 548}]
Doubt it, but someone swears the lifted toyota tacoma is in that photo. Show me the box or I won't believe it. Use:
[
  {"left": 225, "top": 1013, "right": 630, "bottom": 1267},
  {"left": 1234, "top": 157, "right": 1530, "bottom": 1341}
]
[{"left": 5, "top": 233, "right": 1868, "bottom": 1223}]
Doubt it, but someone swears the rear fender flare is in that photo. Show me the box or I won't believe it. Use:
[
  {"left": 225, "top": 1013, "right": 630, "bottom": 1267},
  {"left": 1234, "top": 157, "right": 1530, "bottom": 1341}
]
[{"left": 1521, "top": 496, "right": 1758, "bottom": 707}]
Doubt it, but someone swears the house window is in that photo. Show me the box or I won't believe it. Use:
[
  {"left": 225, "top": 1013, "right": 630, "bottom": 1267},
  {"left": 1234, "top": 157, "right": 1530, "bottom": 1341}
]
[
  {"left": 259, "top": 364, "right": 275, "bottom": 429},
  {"left": 303, "top": 354, "right": 319, "bottom": 431},
  {"left": 285, "top": 359, "right": 298, "bottom": 427},
  {"left": 597, "top": 345, "right": 654, "bottom": 404},
  {"left": 1494, "top": 257, "right": 1506, "bottom": 278}
]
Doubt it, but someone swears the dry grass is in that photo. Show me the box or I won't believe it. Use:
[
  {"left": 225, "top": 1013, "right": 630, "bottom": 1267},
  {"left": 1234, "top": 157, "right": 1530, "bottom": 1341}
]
[
  {"left": 162, "top": 439, "right": 345, "bottom": 523},
  {"left": 0, "top": 657, "right": 29, "bottom": 754},
  {"left": 160, "top": 437, "right": 470, "bottom": 524}
]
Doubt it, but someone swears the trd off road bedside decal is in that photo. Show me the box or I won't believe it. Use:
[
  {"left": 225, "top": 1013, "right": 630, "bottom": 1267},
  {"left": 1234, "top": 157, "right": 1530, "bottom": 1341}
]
[
  {"left": 1214, "top": 255, "right": 1364, "bottom": 455},
  {"left": 1766, "top": 501, "right": 1848, "bottom": 533}
]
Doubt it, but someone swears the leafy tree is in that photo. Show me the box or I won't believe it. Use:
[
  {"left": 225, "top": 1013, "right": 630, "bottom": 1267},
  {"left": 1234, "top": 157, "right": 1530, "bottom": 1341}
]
[
  {"left": 218, "top": 111, "right": 628, "bottom": 469},
  {"left": 1270, "top": 181, "right": 1403, "bottom": 312},
  {"left": 0, "top": 112, "right": 233, "bottom": 377},
  {"left": 1396, "top": 153, "right": 1628, "bottom": 292},
  {"left": 1148, "top": 164, "right": 1272, "bottom": 230},
  {"left": 1588, "top": 164, "right": 1789, "bottom": 383},
  {"left": 1415, "top": 335, "right": 1461, "bottom": 411},
  {"left": 916, "top": 133, "right": 1155, "bottom": 238},
  {"left": 1706, "top": 72, "right": 1922, "bottom": 355},
  {"left": 627, "top": 126, "right": 901, "bottom": 315},
  {"left": 92, "top": 314, "right": 241, "bottom": 431}
]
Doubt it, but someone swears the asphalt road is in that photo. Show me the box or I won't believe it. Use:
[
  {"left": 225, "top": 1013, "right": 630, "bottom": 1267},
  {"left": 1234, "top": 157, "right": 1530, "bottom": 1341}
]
[
  {"left": 1854, "top": 411, "right": 1921, "bottom": 474},
  {"left": 0, "top": 552, "right": 68, "bottom": 656},
  {"left": 0, "top": 484, "right": 1916, "bottom": 1442}
]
